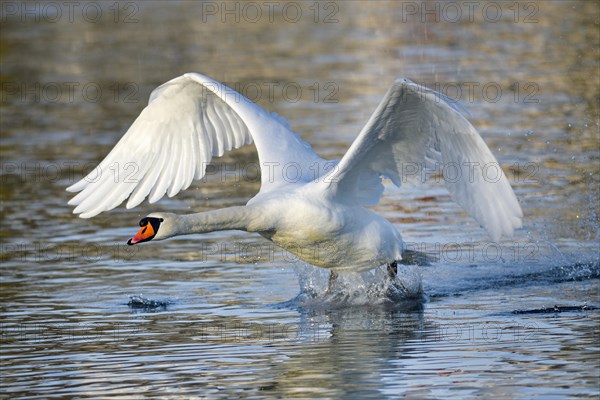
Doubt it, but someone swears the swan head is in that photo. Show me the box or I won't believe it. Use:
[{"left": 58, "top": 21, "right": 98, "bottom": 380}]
[{"left": 127, "top": 212, "right": 178, "bottom": 245}]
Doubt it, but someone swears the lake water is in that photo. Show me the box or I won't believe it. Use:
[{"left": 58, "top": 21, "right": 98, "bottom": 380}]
[{"left": 1, "top": 1, "right": 599, "bottom": 398}]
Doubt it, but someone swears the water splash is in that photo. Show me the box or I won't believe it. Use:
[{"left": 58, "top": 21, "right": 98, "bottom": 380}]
[
  {"left": 127, "top": 294, "right": 173, "bottom": 311},
  {"left": 289, "top": 263, "right": 424, "bottom": 308},
  {"left": 423, "top": 261, "right": 600, "bottom": 298}
]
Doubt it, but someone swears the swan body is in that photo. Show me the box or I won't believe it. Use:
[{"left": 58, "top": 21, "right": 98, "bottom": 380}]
[
  {"left": 67, "top": 73, "right": 523, "bottom": 272},
  {"left": 250, "top": 189, "right": 404, "bottom": 270}
]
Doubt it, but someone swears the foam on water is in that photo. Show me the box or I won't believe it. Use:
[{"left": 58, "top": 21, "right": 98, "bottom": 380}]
[{"left": 287, "top": 263, "right": 424, "bottom": 309}]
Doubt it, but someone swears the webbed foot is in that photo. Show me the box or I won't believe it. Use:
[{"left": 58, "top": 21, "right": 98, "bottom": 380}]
[{"left": 327, "top": 270, "right": 339, "bottom": 292}]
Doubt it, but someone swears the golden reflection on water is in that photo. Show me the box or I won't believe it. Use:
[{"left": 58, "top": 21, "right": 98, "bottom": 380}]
[{"left": 0, "top": 1, "right": 599, "bottom": 398}]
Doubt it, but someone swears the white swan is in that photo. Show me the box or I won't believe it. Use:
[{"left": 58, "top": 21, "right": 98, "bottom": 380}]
[{"left": 67, "top": 73, "right": 522, "bottom": 274}]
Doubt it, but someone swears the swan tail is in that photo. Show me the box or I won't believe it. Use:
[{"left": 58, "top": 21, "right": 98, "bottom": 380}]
[{"left": 400, "top": 249, "right": 437, "bottom": 266}]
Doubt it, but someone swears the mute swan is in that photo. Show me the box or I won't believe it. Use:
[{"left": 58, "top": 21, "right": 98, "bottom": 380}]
[{"left": 67, "top": 73, "right": 522, "bottom": 275}]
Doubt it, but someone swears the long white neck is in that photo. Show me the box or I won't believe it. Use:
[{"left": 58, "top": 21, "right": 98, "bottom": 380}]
[{"left": 176, "top": 206, "right": 255, "bottom": 234}]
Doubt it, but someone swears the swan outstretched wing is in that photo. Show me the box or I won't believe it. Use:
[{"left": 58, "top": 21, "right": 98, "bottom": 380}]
[
  {"left": 67, "top": 73, "right": 324, "bottom": 218},
  {"left": 321, "top": 78, "right": 522, "bottom": 241}
]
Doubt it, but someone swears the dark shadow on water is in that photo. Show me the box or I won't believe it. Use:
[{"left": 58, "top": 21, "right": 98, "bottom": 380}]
[{"left": 512, "top": 304, "right": 599, "bottom": 315}]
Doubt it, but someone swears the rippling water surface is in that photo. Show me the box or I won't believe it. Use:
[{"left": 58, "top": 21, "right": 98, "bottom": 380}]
[{"left": 1, "top": 1, "right": 599, "bottom": 398}]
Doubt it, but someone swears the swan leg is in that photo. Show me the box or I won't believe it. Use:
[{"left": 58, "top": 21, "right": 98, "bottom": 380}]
[
  {"left": 387, "top": 261, "right": 398, "bottom": 279},
  {"left": 328, "top": 270, "right": 339, "bottom": 292}
]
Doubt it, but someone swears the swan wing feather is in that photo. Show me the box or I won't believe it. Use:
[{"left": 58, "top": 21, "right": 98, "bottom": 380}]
[
  {"left": 322, "top": 78, "right": 523, "bottom": 241},
  {"left": 67, "top": 73, "right": 324, "bottom": 218}
]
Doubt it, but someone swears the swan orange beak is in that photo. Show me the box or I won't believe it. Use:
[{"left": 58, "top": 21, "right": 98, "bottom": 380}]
[
  {"left": 127, "top": 217, "right": 163, "bottom": 245},
  {"left": 127, "top": 223, "right": 155, "bottom": 245}
]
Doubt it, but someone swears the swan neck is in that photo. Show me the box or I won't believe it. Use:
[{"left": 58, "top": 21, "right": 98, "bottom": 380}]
[{"left": 178, "top": 206, "right": 253, "bottom": 234}]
